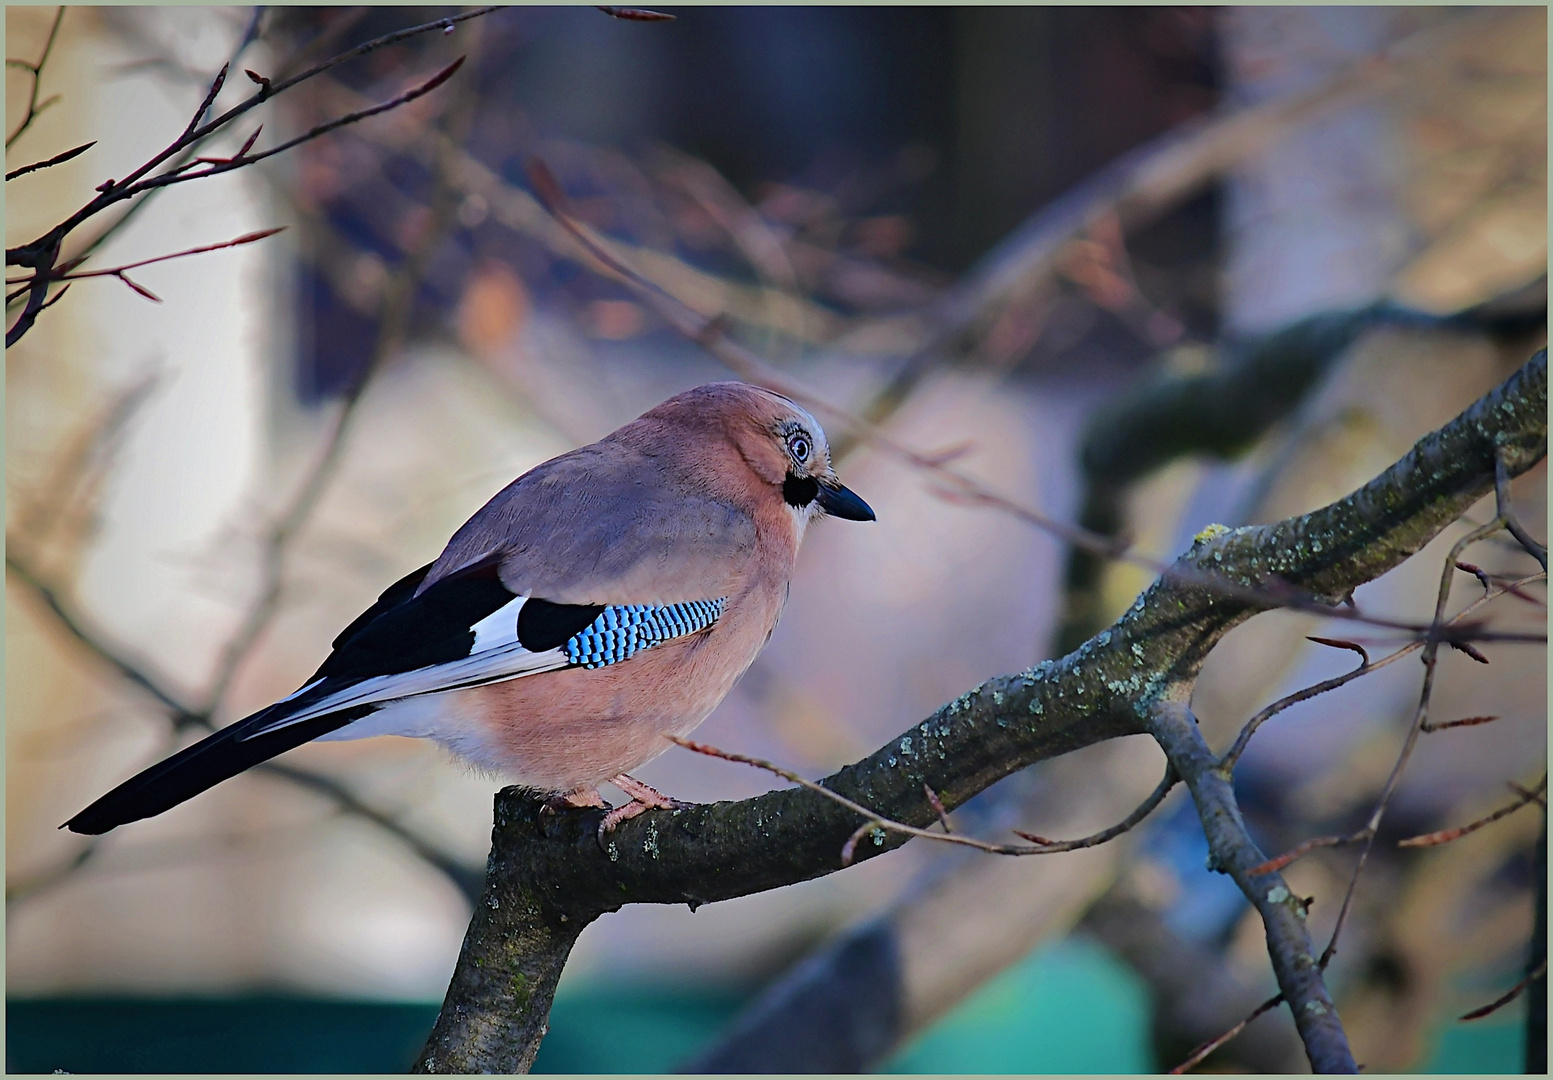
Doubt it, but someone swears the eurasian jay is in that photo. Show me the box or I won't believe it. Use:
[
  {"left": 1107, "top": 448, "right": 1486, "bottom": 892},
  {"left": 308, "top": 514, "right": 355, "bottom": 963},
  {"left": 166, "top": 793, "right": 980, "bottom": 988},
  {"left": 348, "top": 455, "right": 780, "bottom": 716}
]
[{"left": 65, "top": 382, "right": 874, "bottom": 836}]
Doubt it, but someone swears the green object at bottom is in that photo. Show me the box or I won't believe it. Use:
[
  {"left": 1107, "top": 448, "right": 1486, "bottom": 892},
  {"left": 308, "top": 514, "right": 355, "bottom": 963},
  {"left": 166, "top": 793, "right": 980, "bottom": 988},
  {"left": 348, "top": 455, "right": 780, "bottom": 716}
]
[{"left": 6, "top": 940, "right": 1528, "bottom": 1073}]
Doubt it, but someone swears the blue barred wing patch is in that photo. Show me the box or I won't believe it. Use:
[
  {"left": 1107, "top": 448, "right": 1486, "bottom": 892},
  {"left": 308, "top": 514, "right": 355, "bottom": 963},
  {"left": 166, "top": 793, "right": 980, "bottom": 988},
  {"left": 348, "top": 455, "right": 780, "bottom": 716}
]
[{"left": 565, "top": 599, "right": 726, "bottom": 669}]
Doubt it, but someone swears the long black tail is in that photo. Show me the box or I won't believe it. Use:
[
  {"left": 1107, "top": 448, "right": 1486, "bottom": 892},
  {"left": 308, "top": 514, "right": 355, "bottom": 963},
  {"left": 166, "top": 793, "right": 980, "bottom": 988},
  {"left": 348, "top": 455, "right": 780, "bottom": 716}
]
[{"left": 63, "top": 704, "right": 373, "bottom": 835}]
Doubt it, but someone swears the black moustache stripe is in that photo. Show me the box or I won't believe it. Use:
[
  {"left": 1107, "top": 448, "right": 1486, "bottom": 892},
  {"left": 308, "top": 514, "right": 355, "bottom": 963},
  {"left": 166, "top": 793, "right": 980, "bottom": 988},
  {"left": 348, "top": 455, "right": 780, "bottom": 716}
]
[{"left": 783, "top": 473, "right": 819, "bottom": 508}]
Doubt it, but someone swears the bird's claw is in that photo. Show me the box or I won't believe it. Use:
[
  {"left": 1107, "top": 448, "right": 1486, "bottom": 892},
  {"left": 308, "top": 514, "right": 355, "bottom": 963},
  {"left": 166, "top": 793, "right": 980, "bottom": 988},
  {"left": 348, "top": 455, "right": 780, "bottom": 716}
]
[{"left": 597, "top": 774, "right": 695, "bottom": 835}]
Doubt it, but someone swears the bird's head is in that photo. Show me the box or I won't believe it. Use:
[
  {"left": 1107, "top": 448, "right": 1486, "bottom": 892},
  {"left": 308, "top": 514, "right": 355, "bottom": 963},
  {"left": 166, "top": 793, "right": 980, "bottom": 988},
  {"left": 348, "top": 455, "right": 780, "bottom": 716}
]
[{"left": 639, "top": 382, "right": 876, "bottom": 532}]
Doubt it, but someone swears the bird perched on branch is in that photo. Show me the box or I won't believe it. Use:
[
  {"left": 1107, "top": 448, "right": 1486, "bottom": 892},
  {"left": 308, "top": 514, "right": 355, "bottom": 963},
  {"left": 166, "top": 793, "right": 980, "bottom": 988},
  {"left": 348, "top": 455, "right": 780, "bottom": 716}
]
[{"left": 66, "top": 382, "right": 874, "bottom": 836}]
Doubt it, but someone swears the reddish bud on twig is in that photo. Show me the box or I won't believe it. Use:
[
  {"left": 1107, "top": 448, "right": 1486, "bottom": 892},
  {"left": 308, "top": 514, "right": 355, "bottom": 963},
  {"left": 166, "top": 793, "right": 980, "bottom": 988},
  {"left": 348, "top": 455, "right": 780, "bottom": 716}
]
[
  {"left": 1423, "top": 714, "right": 1499, "bottom": 733},
  {"left": 1448, "top": 640, "right": 1490, "bottom": 664},
  {"left": 596, "top": 6, "right": 676, "bottom": 20},
  {"left": 5, "top": 139, "right": 95, "bottom": 182},
  {"left": 115, "top": 271, "right": 161, "bottom": 303},
  {"left": 1307, "top": 635, "right": 1371, "bottom": 668},
  {"left": 1456, "top": 561, "right": 1493, "bottom": 594},
  {"left": 1249, "top": 831, "right": 1366, "bottom": 876},
  {"left": 1398, "top": 776, "right": 1546, "bottom": 848}
]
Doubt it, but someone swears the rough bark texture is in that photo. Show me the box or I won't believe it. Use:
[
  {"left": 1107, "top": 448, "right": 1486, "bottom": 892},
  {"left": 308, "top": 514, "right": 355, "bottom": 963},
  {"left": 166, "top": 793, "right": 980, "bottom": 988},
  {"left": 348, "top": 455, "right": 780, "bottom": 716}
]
[{"left": 414, "top": 350, "right": 1545, "bottom": 1074}]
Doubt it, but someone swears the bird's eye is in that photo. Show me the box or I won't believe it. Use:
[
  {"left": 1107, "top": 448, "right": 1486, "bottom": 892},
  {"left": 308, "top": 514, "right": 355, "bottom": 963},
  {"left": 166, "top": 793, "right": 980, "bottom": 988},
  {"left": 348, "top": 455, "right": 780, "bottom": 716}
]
[{"left": 787, "top": 432, "right": 812, "bottom": 463}]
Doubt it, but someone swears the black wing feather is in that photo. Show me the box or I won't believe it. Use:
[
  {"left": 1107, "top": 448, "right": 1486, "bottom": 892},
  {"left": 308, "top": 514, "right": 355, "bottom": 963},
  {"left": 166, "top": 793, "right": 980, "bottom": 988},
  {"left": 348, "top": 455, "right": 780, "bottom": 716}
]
[
  {"left": 312, "top": 555, "right": 516, "bottom": 683},
  {"left": 330, "top": 561, "right": 434, "bottom": 652},
  {"left": 516, "top": 598, "right": 606, "bottom": 652}
]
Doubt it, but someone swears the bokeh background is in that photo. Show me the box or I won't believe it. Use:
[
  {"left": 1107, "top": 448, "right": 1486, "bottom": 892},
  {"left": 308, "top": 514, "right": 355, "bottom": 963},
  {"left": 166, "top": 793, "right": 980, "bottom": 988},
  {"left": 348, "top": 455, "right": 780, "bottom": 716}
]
[{"left": 6, "top": 6, "right": 1546, "bottom": 1072}]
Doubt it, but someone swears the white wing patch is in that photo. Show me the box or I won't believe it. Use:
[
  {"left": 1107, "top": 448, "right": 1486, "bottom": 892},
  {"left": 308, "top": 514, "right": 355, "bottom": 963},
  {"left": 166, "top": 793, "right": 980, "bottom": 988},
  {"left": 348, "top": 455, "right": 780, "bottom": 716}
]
[{"left": 469, "top": 594, "right": 527, "bottom": 652}]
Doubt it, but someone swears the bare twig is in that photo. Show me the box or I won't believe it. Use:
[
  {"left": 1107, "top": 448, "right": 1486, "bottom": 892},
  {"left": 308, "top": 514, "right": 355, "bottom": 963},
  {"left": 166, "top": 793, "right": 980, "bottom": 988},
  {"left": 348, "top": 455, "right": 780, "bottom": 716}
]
[
  {"left": 528, "top": 156, "right": 1137, "bottom": 561},
  {"left": 5, "top": 7, "right": 66, "bottom": 149},
  {"left": 1250, "top": 832, "right": 1369, "bottom": 877},
  {"left": 6, "top": 554, "right": 193, "bottom": 719},
  {"left": 595, "top": 6, "right": 675, "bottom": 21},
  {"left": 1509, "top": 782, "right": 1547, "bottom": 809},
  {"left": 6, "top": 139, "right": 95, "bottom": 182},
  {"left": 1317, "top": 514, "right": 1511, "bottom": 971},
  {"left": 257, "top": 762, "right": 483, "bottom": 904},
  {"left": 60, "top": 8, "right": 271, "bottom": 267},
  {"left": 1218, "top": 571, "right": 1540, "bottom": 771},
  {"left": 1168, "top": 992, "right": 1285, "bottom": 1074},
  {"left": 1398, "top": 776, "right": 1547, "bottom": 848},
  {"left": 116, "top": 57, "right": 468, "bottom": 197},
  {"left": 832, "top": 11, "right": 1504, "bottom": 455},
  {"left": 1461, "top": 959, "right": 1548, "bottom": 1021},
  {"left": 1423, "top": 714, "right": 1501, "bottom": 733},
  {"left": 6, "top": 8, "right": 497, "bottom": 346},
  {"left": 923, "top": 783, "right": 952, "bottom": 833},
  {"left": 670, "top": 737, "right": 1177, "bottom": 865},
  {"left": 1497, "top": 451, "right": 1547, "bottom": 571},
  {"left": 9, "top": 229, "right": 285, "bottom": 305}
]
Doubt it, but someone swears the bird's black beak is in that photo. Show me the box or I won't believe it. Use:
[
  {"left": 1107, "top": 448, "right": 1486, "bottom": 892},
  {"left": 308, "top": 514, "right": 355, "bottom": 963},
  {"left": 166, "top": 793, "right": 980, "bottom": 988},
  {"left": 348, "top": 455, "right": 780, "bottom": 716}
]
[{"left": 815, "top": 480, "right": 875, "bottom": 521}]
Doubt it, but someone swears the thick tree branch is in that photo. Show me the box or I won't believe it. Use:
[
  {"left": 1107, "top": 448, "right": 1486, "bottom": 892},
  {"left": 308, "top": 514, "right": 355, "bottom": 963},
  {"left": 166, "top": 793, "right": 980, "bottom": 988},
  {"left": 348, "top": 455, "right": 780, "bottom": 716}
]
[{"left": 415, "top": 350, "right": 1546, "bottom": 1073}]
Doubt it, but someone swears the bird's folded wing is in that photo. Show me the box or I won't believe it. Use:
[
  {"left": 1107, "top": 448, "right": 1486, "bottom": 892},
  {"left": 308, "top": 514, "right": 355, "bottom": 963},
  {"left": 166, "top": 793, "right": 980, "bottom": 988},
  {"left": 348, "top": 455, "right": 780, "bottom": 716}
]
[
  {"left": 420, "top": 443, "right": 759, "bottom": 605},
  {"left": 242, "top": 555, "right": 725, "bottom": 739}
]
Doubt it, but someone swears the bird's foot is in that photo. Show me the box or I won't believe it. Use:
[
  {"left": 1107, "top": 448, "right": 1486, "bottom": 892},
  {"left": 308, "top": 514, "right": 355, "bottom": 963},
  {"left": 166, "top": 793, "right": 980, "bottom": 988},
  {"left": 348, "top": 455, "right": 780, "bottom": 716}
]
[
  {"left": 599, "top": 773, "right": 694, "bottom": 833},
  {"left": 542, "top": 786, "right": 608, "bottom": 816}
]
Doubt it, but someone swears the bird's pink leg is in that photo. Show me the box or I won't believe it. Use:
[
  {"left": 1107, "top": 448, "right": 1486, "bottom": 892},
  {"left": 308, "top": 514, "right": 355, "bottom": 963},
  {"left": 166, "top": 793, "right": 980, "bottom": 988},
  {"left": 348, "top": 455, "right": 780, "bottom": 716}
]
[
  {"left": 599, "top": 773, "right": 695, "bottom": 832},
  {"left": 542, "top": 786, "right": 607, "bottom": 815}
]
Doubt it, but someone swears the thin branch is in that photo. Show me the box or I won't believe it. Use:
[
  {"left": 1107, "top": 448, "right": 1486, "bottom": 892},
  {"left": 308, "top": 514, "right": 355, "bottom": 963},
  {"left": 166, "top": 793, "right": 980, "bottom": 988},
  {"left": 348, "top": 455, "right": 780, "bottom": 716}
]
[
  {"left": 5, "top": 6, "right": 66, "bottom": 149},
  {"left": 595, "top": 6, "right": 675, "bottom": 21},
  {"left": 1147, "top": 700, "right": 1356, "bottom": 1073},
  {"left": 923, "top": 783, "right": 953, "bottom": 833},
  {"left": 671, "top": 737, "right": 1177, "bottom": 864},
  {"left": 831, "top": 10, "right": 1508, "bottom": 460},
  {"left": 1219, "top": 570, "right": 1540, "bottom": 771},
  {"left": 6, "top": 7, "right": 497, "bottom": 346},
  {"left": 1169, "top": 992, "right": 1285, "bottom": 1074},
  {"left": 1509, "top": 782, "right": 1547, "bottom": 809},
  {"left": 257, "top": 762, "right": 483, "bottom": 905},
  {"left": 527, "top": 156, "right": 1135, "bottom": 562},
  {"left": 115, "top": 57, "right": 468, "bottom": 197},
  {"left": 6, "top": 139, "right": 95, "bottom": 182},
  {"left": 1497, "top": 450, "right": 1547, "bottom": 571},
  {"left": 15, "top": 228, "right": 286, "bottom": 286},
  {"left": 1397, "top": 776, "right": 1547, "bottom": 848},
  {"left": 1461, "top": 959, "right": 1548, "bottom": 1021},
  {"left": 6, "top": 554, "right": 193, "bottom": 719},
  {"left": 55, "top": 8, "right": 271, "bottom": 267},
  {"left": 1316, "top": 513, "right": 1511, "bottom": 972},
  {"left": 5, "top": 840, "right": 99, "bottom": 904},
  {"left": 1424, "top": 713, "right": 1501, "bottom": 733}
]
